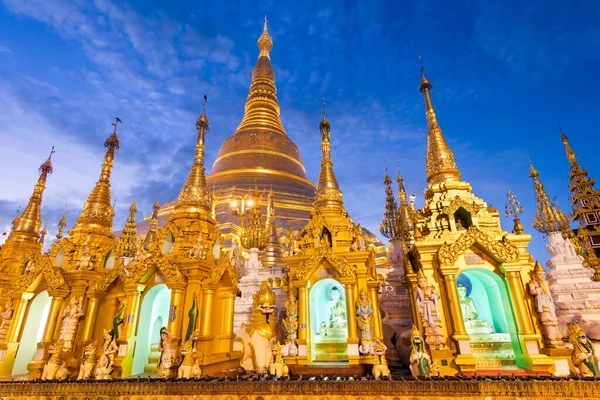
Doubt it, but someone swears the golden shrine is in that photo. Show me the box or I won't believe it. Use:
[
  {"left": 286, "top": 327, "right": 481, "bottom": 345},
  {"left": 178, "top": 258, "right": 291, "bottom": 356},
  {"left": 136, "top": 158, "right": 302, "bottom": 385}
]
[{"left": 0, "top": 19, "right": 598, "bottom": 400}]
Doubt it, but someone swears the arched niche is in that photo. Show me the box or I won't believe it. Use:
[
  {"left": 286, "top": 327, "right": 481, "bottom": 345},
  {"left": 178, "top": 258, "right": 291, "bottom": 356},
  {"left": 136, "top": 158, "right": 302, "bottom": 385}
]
[
  {"left": 454, "top": 207, "right": 472, "bottom": 230},
  {"left": 309, "top": 278, "right": 348, "bottom": 362},
  {"left": 457, "top": 268, "right": 525, "bottom": 368},
  {"left": 12, "top": 291, "right": 51, "bottom": 376},
  {"left": 319, "top": 227, "right": 332, "bottom": 247},
  {"left": 131, "top": 283, "right": 171, "bottom": 376},
  {"left": 103, "top": 250, "right": 115, "bottom": 270},
  {"left": 53, "top": 248, "right": 65, "bottom": 268},
  {"left": 162, "top": 232, "right": 174, "bottom": 255}
]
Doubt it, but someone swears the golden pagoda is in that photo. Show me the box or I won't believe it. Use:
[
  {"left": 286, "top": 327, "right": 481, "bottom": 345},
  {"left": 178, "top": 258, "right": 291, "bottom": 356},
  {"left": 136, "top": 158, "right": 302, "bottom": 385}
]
[
  {"left": 396, "top": 62, "right": 555, "bottom": 375},
  {"left": 283, "top": 107, "right": 384, "bottom": 373}
]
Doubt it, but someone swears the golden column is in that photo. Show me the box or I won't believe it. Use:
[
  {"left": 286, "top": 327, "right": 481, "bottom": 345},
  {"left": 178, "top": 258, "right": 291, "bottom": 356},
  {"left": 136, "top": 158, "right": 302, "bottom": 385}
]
[
  {"left": 80, "top": 291, "right": 106, "bottom": 343},
  {"left": 367, "top": 283, "right": 383, "bottom": 340},
  {"left": 221, "top": 290, "right": 236, "bottom": 337},
  {"left": 502, "top": 265, "right": 535, "bottom": 335},
  {"left": 122, "top": 284, "right": 144, "bottom": 338},
  {"left": 439, "top": 268, "right": 468, "bottom": 338},
  {"left": 6, "top": 293, "right": 34, "bottom": 343},
  {"left": 199, "top": 285, "right": 215, "bottom": 339},
  {"left": 41, "top": 290, "right": 69, "bottom": 343},
  {"left": 167, "top": 284, "right": 186, "bottom": 340},
  {"left": 296, "top": 283, "right": 308, "bottom": 342},
  {"left": 344, "top": 282, "right": 358, "bottom": 340}
]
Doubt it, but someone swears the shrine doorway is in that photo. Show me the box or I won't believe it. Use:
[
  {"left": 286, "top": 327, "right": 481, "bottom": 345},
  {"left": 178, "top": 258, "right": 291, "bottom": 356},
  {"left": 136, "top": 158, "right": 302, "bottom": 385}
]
[
  {"left": 309, "top": 278, "right": 348, "bottom": 362},
  {"left": 131, "top": 284, "right": 171, "bottom": 376},
  {"left": 457, "top": 269, "right": 524, "bottom": 368},
  {"left": 12, "top": 291, "right": 51, "bottom": 376}
]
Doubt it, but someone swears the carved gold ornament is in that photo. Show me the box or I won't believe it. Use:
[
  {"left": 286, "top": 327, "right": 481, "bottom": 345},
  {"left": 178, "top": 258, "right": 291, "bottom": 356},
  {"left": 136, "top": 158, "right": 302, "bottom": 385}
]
[{"left": 438, "top": 226, "right": 519, "bottom": 266}]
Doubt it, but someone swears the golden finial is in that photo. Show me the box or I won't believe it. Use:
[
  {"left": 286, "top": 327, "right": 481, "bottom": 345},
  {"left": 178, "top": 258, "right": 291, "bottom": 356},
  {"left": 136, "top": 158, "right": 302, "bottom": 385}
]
[
  {"left": 142, "top": 194, "right": 161, "bottom": 251},
  {"left": 11, "top": 208, "right": 20, "bottom": 230},
  {"left": 257, "top": 15, "right": 273, "bottom": 58},
  {"left": 176, "top": 96, "right": 211, "bottom": 212},
  {"left": 505, "top": 190, "right": 525, "bottom": 234},
  {"left": 314, "top": 102, "right": 343, "bottom": 208},
  {"left": 319, "top": 95, "right": 330, "bottom": 135},
  {"left": 529, "top": 157, "right": 571, "bottom": 234},
  {"left": 417, "top": 56, "right": 461, "bottom": 186},
  {"left": 55, "top": 208, "right": 67, "bottom": 241},
  {"left": 39, "top": 222, "right": 47, "bottom": 246},
  {"left": 558, "top": 122, "right": 577, "bottom": 166}
]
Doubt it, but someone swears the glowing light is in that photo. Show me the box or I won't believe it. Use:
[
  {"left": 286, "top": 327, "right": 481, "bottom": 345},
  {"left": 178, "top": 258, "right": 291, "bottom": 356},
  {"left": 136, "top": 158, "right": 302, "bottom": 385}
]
[
  {"left": 247, "top": 199, "right": 255, "bottom": 207},
  {"left": 231, "top": 200, "right": 238, "bottom": 208}
]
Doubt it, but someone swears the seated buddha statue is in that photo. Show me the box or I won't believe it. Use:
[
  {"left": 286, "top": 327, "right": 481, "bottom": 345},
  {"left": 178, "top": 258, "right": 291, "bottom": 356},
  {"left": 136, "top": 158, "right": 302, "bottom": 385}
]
[
  {"left": 326, "top": 287, "right": 347, "bottom": 337},
  {"left": 457, "top": 284, "right": 494, "bottom": 334}
]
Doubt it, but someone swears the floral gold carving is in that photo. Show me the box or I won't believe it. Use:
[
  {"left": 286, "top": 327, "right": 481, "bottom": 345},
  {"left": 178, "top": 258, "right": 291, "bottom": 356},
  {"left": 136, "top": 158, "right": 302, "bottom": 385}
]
[
  {"left": 294, "top": 245, "right": 355, "bottom": 280},
  {"left": 210, "top": 250, "right": 239, "bottom": 285},
  {"left": 438, "top": 226, "right": 519, "bottom": 266},
  {"left": 441, "top": 197, "right": 481, "bottom": 217}
]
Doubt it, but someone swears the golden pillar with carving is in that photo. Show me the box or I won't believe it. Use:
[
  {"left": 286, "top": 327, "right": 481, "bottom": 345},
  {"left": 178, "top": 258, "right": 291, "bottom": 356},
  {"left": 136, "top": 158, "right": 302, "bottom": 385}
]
[
  {"left": 0, "top": 292, "right": 34, "bottom": 378},
  {"left": 367, "top": 283, "right": 383, "bottom": 340},
  {"left": 41, "top": 290, "right": 69, "bottom": 343},
  {"left": 80, "top": 291, "right": 105, "bottom": 343},
  {"left": 501, "top": 263, "right": 553, "bottom": 372},
  {"left": 167, "top": 284, "right": 185, "bottom": 340},
  {"left": 197, "top": 283, "right": 215, "bottom": 355},
  {"left": 115, "top": 284, "right": 144, "bottom": 378},
  {"left": 438, "top": 266, "right": 476, "bottom": 374}
]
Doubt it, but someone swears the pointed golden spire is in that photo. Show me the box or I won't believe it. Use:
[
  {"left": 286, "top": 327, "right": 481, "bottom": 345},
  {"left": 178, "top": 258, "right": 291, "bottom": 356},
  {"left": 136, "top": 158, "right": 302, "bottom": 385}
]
[
  {"left": 314, "top": 97, "right": 343, "bottom": 208},
  {"left": 55, "top": 210, "right": 67, "bottom": 242},
  {"left": 559, "top": 123, "right": 577, "bottom": 166},
  {"left": 176, "top": 96, "right": 211, "bottom": 214},
  {"left": 119, "top": 198, "right": 138, "bottom": 258},
  {"left": 258, "top": 15, "right": 273, "bottom": 58},
  {"left": 418, "top": 57, "right": 461, "bottom": 186},
  {"left": 263, "top": 189, "right": 285, "bottom": 267},
  {"left": 72, "top": 119, "right": 120, "bottom": 237},
  {"left": 11, "top": 147, "right": 54, "bottom": 239},
  {"left": 143, "top": 195, "right": 161, "bottom": 251},
  {"left": 380, "top": 164, "right": 401, "bottom": 240},
  {"left": 529, "top": 158, "right": 571, "bottom": 234}
]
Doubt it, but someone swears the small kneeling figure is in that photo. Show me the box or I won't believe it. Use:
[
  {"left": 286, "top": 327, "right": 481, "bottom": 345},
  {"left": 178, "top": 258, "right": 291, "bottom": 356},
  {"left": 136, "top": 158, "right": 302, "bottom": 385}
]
[
  {"left": 372, "top": 340, "right": 391, "bottom": 379},
  {"left": 269, "top": 342, "right": 289, "bottom": 377}
]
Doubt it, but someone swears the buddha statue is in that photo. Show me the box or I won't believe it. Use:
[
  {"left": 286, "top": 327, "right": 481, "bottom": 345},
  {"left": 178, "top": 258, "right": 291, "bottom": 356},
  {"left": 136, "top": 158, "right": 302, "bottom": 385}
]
[
  {"left": 457, "top": 284, "right": 494, "bottom": 334},
  {"left": 325, "top": 287, "right": 347, "bottom": 336}
]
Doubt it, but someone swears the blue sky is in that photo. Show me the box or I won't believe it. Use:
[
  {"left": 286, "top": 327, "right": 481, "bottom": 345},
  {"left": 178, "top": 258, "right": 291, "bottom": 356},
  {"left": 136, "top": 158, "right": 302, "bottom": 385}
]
[{"left": 0, "top": 0, "right": 599, "bottom": 263}]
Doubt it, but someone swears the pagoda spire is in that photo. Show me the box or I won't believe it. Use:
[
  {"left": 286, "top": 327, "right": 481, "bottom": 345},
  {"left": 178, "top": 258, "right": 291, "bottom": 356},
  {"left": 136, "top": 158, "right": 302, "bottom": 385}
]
[
  {"left": 143, "top": 196, "right": 160, "bottom": 251},
  {"left": 418, "top": 57, "right": 462, "bottom": 186},
  {"left": 314, "top": 97, "right": 343, "bottom": 209},
  {"left": 232, "top": 18, "right": 286, "bottom": 138},
  {"left": 11, "top": 147, "right": 54, "bottom": 241},
  {"left": 560, "top": 124, "right": 597, "bottom": 219},
  {"left": 529, "top": 159, "right": 571, "bottom": 235},
  {"left": 72, "top": 118, "right": 121, "bottom": 237},
  {"left": 263, "top": 189, "right": 285, "bottom": 268},
  {"left": 380, "top": 166, "right": 401, "bottom": 240},
  {"left": 176, "top": 96, "right": 211, "bottom": 215},
  {"left": 119, "top": 198, "right": 138, "bottom": 258}
]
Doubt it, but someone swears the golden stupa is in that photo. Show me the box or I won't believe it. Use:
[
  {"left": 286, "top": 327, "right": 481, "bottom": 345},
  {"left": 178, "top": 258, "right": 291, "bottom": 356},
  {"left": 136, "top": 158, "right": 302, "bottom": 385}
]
[{"left": 149, "top": 19, "right": 315, "bottom": 236}]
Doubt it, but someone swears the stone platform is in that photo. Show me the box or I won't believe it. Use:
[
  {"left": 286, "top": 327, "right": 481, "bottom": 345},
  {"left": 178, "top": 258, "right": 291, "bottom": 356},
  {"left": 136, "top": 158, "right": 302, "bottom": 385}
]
[{"left": 0, "top": 377, "right": 599, "bottom": 399}]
